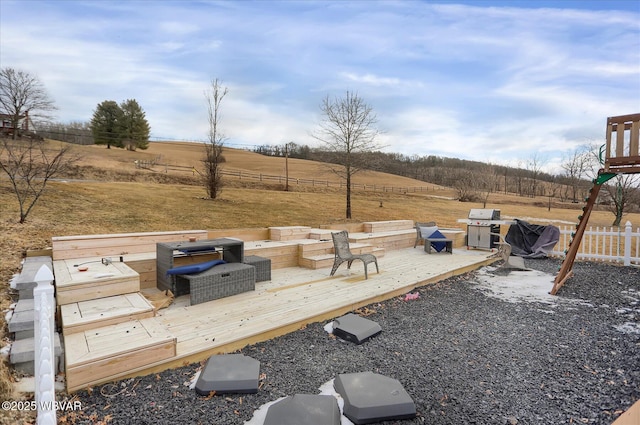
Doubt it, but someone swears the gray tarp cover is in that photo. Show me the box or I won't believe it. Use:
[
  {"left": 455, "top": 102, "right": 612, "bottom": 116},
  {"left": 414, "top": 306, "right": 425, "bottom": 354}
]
[{"left": 505, "top": 219, "right": 560, "bottom": 258}]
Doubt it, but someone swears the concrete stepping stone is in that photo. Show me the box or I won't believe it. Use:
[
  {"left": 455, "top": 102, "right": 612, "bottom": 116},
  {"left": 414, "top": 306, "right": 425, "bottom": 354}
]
[
  {"left": 334, "top": 371, "right": 416, "bottom": 424},
  {"left": 332, "top": 313, "right": 381, "bottom": 344},
  {"left": 264, "top": 394, "right": 341, "bottom": 425},
  {"left": 195, "top": 354, "right": 260, "bottom": 395}
]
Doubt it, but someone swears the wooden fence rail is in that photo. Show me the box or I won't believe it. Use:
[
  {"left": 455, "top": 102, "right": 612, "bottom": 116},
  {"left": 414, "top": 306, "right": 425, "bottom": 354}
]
[
  {"left": 133, "top": 161, "right": 447, "bottom": 194},
  {"left": 218, "top": 169, "right": 445, "bottom": 193}
]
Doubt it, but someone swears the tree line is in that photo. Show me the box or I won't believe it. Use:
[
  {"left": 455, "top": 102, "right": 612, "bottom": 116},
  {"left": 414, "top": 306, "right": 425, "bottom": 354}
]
[{"left": 255, "top": 143, "right": 568, "bottom": 198}]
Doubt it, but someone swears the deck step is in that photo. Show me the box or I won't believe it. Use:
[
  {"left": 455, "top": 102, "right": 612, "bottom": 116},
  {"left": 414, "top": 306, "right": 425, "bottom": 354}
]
[
  {"left": 350, "top": 229, "right": 416, "bottom": 251},
  {"left": 372, "top": 247, "right": 386, "bottom": 257},
  {"left": 300, "top": 245, "right": 386, "bottom": 270},
  {"left": 363, "top": 220, "right": 414, "bottom": 233},
  {"left": 269, "top": 226, "right": 312, "bottom": 241},
  {"left": 297, "top": 239, "right": 334, "bottom": 257},
  {"left": 308, "top": 229, "right": 335, "bottom": 240},
  {"left": 65, "top": 318, "right": 176, "bottom": 392},
  {"left": 53, "top": 258, "right": 140, "bottom": 305},
  {"left": 346, "top": 242, "right": 376, "bottom": 255},
  {"left": 299, "top": 254, "right": 335, "bottom": 269},
  {"left": 61, "top": 292, "right": 156, "bottom": 335}
]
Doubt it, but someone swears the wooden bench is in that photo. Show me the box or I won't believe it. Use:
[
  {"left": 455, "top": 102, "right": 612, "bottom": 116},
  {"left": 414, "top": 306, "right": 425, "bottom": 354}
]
[{"left": 52, "top": 230, "right": 209, "bottom": 260}]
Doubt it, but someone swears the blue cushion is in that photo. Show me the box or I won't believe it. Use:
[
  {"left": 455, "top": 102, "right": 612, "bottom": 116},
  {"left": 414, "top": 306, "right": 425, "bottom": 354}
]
[
  {"left": 428, "top": 229, "right": 447, "bottom": 252},
  {"left": 179, "top": 247, "right": 216, "bottom": 254},
  {"left": 166, "top": 259, "right": 226, "bottom": 275}
]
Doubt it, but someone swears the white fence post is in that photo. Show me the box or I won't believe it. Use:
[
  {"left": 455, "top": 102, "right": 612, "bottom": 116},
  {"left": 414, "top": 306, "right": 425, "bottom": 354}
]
[
  {"left": 624, "top": 220, "right": 632, "bottom": 266},
  {"left": 33, "top": 264, "right": 56, "bottom": 425}
]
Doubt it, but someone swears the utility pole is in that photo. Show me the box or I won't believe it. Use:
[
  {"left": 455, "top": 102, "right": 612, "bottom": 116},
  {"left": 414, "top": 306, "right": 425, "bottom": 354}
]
[{"left": 285, "top": 142, "right": 290, "bottom": 192}]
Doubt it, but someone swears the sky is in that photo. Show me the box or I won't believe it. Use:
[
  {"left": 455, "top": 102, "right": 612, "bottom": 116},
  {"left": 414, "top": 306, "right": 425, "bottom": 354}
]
[{"left": 1, "top": 0, "right": 639, "bottom": 174}]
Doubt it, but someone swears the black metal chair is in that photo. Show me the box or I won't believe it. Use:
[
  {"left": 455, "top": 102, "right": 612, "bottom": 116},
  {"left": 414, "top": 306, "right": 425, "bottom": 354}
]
[{"left": 330, "top": 231, "right": 379, "bottom": 279}]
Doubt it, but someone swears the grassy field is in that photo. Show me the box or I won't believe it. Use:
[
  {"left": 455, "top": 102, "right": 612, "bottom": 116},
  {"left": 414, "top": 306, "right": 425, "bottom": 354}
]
[{"left": 1, "top": 140, "right": 637, "bottom": 415}]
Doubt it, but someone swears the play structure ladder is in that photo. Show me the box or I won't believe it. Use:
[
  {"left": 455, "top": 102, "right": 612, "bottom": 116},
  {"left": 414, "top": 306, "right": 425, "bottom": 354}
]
[
  {"left": 550, "top": 113, "right": 640, "bottom": 295},
  {"left": 550, "top": 172, "right": 613, "bottom": 294}
]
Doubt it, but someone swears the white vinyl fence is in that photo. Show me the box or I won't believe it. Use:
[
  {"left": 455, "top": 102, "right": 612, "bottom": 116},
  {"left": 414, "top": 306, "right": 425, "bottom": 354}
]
[{"left": 550, "top": 221, "right": 639, "bottom": 266}]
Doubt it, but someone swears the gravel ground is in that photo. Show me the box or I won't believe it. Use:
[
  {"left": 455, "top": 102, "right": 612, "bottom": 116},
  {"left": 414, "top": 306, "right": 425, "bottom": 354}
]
[{"left": 63, "top": 258, "right": 639, "bottom": 425}]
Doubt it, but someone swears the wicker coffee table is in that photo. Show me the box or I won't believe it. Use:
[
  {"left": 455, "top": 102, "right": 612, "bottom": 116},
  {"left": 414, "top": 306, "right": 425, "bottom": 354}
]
[{"left": 176, "top": 263, "right": 256, "bottom": 305}]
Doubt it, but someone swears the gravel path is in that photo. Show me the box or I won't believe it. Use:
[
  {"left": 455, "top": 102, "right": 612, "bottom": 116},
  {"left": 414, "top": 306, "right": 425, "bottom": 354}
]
[{"left": 64, "top": 258, "right": 640, "bottom": 425}]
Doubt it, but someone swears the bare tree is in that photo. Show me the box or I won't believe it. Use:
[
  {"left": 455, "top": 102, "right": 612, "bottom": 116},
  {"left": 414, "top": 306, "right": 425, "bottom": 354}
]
[
  {"left": 0, "top": 68, "right": 57, "bottom": 139},
  {"left": 202, "top": 79, "right": 228, "bottom": 199},
  {"left": 585, "top": 142, "right": 639, "bottom": 226},
  {"left": 601, "top": 174, "right": 640, "bottom": 227},
  {"left": 313, "top": 91, "right": 381, "bottom": 219},
  {"left": 525, "top": 153, "right": 545, "bottom": 198},
  {"left": 0, "top": 138, "right": 78, "bottom": 223},
  {"left": 545, "top": 176, "right": 563, "bottom": 211},
  {"left": 452, "top": 168, "right": 480, "bottom": 202},
  {"left": 561, "top": 145, "right": 592, "bottom": 202},
  {"left": 477, "top": 164, "right": 501, "bottom": 207},
  {"left": 512, "top": 160, "right": 527, "bottom": 197},
  {"left": 38, "top": 121, "right": 94, "bottom": 145}
]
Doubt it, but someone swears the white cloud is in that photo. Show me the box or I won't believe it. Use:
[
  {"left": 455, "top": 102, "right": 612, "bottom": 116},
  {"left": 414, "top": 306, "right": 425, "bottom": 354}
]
[
  {"left": 341, "top": 72, "right": 402, "bottom": 87},
  {"left": 0, "top": 0, "right": 638, "bottom": 172}
]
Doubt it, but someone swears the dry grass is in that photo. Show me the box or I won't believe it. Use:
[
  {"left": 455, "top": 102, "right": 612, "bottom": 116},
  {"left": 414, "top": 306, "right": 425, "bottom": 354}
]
[{"left": 1, "top": 140, "right": 638, "bottom": 421}]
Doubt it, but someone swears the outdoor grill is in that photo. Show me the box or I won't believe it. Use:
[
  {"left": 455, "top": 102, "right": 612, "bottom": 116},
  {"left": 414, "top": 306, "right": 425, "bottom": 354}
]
[{"left": 458, "top": 209, "right": 509, "bottom": 250}]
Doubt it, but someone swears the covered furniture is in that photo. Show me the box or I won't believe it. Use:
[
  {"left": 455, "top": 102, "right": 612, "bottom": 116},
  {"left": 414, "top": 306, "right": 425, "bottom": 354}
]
[
  {"left": 505, "top": 219, "right": 560, "bottom": 258},
  {"left": 414, "top": 221, "right": 436, "bottom": 248},
  {"left": 330, "top": 231, "right": 379, "bottom": 279}
]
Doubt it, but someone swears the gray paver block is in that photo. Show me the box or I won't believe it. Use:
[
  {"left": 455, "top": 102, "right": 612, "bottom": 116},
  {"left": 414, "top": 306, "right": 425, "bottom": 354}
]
[
  {"left": 18, "top": 289, "right": 34, "bottom": 299},
  {"left": 14, "top": 330, "right": 34, "bottom": 340},
  {"left": 14, "top": 257, "right": 53, "bottom": 290},
  {"left": 10, "top": 333, "right": 62, "bottom": 364},
  {"left": 14, "top": 299, "right": 34, "bottom": 313},
  {"left": 8, "top": 310, "right": 34, "bottom": 333}
]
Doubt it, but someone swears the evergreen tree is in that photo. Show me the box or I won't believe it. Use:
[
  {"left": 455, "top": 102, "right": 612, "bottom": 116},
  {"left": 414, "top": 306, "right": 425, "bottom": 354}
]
[
  {"left": 90, "top": 100, "right": 124, "bottom": 149},
  {"left": 120, "top": 99, "right": 150, "bottom": 151}
]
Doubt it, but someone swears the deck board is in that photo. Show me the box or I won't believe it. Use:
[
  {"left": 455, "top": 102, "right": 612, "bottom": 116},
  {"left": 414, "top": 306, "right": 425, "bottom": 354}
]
[
  {"left": 64, "top": 247, "right": 496, "bottom": 391},
  {"left": 61, "top": 292, "right": 155, "bottom": 334}
]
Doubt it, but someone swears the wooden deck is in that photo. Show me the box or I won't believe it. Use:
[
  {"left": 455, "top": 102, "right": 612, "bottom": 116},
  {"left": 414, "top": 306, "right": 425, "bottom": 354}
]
[{"left": 63, "top": 247, "right": 496, "bottom": 392}]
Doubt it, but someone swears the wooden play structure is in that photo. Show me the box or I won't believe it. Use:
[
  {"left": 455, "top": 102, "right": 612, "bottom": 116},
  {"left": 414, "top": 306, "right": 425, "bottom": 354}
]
[{"left": 551, "top": 113, "right": 640, "bottom": 295}]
